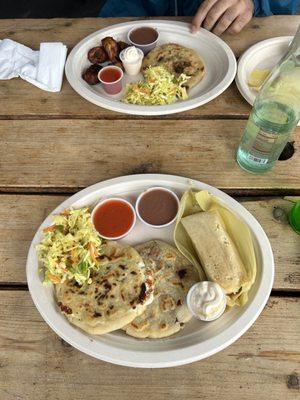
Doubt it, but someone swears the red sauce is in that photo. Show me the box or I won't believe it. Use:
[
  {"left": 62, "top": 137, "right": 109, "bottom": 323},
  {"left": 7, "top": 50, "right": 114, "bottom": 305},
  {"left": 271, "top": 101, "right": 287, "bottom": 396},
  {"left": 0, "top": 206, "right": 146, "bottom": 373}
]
[
  {"left": 93, "top": 199, "right": 134, "bottom": 238},
  {"left": 138, "top": 189, "right": 178, "bottom": 226},
  {"left": 99, "top": 67, "right": 122, "bottom": 83},
  {"left": 130, "top": 27, "right": 158, "bottom": 45}
]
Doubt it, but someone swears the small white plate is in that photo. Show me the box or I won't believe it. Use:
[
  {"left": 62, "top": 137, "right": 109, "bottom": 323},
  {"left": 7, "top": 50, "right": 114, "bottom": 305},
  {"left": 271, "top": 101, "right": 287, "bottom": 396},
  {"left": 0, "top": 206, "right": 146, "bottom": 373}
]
[
  {"left": 26, "top": 174, "right": 274, "bottom": 368},
  {"left": 236, "top": 36, "right": 292, "bottom": 106},
  {"left": 65, "top": 20, "right": 237, "bottom": 116}
]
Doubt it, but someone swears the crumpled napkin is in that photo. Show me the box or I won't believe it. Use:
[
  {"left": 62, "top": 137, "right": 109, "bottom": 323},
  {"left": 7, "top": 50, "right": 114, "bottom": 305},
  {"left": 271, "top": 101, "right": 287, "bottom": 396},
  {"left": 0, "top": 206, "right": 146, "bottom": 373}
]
[{"left": 0, "top": 38, "right": 67, "bottom": 92}]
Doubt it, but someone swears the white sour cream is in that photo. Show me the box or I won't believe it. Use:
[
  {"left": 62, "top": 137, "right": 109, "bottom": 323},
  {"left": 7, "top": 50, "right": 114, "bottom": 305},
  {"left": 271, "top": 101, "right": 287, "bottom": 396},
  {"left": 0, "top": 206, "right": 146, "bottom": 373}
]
[
  {"left": 119, "top": 46, "right": 144, "bottom": 76},
  {"left": 187, "top": 281, "right": 226, "bottom": 321},
  {"left": 123, "top": 46, "right": 140, "bottom": 62}
]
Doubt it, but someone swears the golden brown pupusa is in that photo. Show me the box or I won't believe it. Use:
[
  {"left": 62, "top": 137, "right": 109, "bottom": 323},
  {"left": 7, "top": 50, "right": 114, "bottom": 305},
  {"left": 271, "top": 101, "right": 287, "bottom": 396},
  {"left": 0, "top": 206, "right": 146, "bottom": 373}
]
[
  {"left": 142, "top": 43, "right": 205, "bottom": 89},
  {"left": 55, "top": 242, "right": 154, "bottom": 335},
  {"left": 123, "top": 240, "right": 199, "bottom": 339}
]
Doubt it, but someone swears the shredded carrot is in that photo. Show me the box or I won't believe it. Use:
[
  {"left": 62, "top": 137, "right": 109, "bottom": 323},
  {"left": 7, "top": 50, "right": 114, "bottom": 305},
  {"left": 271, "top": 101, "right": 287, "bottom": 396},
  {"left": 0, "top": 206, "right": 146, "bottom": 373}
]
[
  {"left": 89, "top": 242, "right": 98, "bottom": 263},
  {"left": 60, "top": 209, "right": 70, "bottom": 216},
  {"left": 43, "top": 225, "right": 56, "bottom": 233},
  {"left": 47, "top": 274, "right": 61, "bottom": 284},
  {"left": 139, "top": 88, "right": 150, "bottom": 94}
]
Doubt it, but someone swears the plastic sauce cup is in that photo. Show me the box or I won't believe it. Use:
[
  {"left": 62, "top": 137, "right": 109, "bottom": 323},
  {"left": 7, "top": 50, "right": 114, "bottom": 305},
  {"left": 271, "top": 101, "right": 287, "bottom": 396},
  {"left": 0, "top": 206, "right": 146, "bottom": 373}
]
[
  {"left": 135, "top": 187, "right": 179, "bottom": 229},
  {"left": 119, "top": 47, "right": 144, "bottom": 76},
  {"left": 91, "top": 197, "right": 136, "bottom": 240},
  {"left": 127, "top": 27, "right": 159, "bottom": 54},
  {"left": 98, "top": 66, "right": 123, "bottom": 95},
  {"left": 186, "top": 282, "right": 227, "bottom": 322}
]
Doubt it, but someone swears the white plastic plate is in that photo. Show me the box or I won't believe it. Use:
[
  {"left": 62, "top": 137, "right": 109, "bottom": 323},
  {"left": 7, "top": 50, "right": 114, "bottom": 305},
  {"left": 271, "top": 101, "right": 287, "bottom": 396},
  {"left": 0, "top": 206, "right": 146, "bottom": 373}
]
[
  {"left": 65, "top": 20, "right": 237, "bottom": 115},
  {"left": 27, "top": 174, "right": 274, "bottom": 368},
  {"left": 236, "top": 36, "right": 292, "bottom": 106}
]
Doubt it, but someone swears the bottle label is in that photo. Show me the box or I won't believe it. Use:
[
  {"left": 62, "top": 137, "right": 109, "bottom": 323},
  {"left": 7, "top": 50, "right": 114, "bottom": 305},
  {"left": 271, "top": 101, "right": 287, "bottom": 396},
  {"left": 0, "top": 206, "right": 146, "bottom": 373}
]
[
  {"left": 238, "top": 100, "right": 296, "bottom": 171},
  {"left": 246, "top": 128, "right": 278, "bottom": 165},
  {"left": 247, "top": 153, "right": 268, "bottom": 164}
]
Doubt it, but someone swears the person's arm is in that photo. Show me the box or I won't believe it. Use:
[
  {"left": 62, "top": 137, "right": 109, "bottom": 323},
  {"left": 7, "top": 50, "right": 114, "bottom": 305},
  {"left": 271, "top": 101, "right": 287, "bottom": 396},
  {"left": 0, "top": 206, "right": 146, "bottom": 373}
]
[
  {"left": 253, "top": 0, "right": 299, "bottom": 16},
  {"left": 191, "top": 0, "right": 254, "bottom": 35}
]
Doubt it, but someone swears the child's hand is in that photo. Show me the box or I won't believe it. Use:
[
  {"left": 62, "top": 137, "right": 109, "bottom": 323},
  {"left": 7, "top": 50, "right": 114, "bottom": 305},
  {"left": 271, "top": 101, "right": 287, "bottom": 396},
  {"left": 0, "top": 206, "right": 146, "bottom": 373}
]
[{"left": 191, "top": 0, "right": 254, "bottom": 35}]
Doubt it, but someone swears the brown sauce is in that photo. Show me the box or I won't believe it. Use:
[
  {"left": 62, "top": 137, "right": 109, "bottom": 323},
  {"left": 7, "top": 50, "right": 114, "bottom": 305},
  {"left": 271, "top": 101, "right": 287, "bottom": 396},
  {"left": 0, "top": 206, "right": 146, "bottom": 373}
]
[
  {"left": 130, "top": 27, "right": 158, "bottom": 45},
  {"left": 138, "top": 189, "right": 178, "bottom": 226}
]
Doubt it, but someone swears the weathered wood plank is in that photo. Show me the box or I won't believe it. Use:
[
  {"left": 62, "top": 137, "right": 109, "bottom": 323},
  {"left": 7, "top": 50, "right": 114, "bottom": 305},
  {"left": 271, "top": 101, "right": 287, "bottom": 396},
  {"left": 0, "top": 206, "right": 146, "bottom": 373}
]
[
  {"left": 0, "top": 119, "right": 299, "bottom": 192},
  {"left": 0, "top": 195, "right": 299, "bottom": 290},
  {"left": 0, "top": 78, "right": 249, "bottom": 120},
  {"left": 0, "top": 291, "right": 299, "bottom": 400},
  {"left": 0, "top": 16, "right": 299, "bottom": 120},
  {"left": 244, "top": 199, "right": 300, "bottom": 291}
]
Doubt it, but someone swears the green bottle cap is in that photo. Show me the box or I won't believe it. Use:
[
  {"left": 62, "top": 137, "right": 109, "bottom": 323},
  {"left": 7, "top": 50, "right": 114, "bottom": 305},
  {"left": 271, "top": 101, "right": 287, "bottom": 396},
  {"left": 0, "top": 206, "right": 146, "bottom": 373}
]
[{"left": 288, "top": 202, "right": 300, "bottom": 235}]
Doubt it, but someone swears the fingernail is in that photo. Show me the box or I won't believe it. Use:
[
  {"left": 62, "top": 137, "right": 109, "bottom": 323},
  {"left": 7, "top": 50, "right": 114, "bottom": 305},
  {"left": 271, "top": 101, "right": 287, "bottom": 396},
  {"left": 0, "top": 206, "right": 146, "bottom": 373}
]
[{"left": 191, "top": 25, "right": 198, "bottom": 34}]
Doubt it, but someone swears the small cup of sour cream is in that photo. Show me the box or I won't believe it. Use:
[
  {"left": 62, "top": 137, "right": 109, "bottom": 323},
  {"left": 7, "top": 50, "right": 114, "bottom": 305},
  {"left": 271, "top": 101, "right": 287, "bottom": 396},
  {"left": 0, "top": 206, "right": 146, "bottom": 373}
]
[
  {"left": 119, "top": 46, "right": 144, "bottom": 76},
  {"left": 187, "top": 281, "right": 227, "bottom": 322}
]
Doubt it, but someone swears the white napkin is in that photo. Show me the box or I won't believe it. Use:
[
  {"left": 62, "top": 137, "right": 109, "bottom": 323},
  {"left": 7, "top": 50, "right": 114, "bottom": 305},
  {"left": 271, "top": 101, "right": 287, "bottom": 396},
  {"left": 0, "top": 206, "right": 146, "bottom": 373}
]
[{"left": 0, "top": 39, "right": 67, "bottom": 92}]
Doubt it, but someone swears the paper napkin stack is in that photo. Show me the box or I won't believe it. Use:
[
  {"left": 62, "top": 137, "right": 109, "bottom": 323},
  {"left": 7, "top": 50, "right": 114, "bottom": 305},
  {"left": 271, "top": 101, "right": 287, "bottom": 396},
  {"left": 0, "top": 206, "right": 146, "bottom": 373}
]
[{"left": 0, "top": 39, "right": 67, "bottom": 92}]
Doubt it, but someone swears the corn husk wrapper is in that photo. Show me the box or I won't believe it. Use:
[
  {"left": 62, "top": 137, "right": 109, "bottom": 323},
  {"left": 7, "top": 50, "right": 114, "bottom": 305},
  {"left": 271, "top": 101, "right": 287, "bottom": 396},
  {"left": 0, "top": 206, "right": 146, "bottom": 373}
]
[{"left": 174, "top": 190, "right": 257, "bottom": 307}]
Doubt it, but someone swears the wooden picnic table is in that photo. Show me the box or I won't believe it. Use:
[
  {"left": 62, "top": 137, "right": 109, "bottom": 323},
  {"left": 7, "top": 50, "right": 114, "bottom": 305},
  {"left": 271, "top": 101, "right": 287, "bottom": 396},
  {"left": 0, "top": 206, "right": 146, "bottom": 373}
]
[{"left": 0, "top": 16, "right": 299, "bottom": 400}]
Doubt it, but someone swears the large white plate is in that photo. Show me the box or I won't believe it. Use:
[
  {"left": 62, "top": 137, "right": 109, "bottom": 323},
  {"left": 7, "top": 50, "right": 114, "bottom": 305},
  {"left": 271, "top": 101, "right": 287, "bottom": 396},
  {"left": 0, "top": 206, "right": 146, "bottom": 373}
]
[
  {"left": 26, "top": 174, "right": 274, "bottom": 368},
  {"left": 235, "top": 36, "right": 292, "bottom": 106},
  {"left": 65, "top": 20, "right": 237, "bottom": 115}
]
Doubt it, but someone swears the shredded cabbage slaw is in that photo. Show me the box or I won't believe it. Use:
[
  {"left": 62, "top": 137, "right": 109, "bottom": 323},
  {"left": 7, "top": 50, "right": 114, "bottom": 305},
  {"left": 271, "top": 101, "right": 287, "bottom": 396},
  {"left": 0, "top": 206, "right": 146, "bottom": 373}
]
[
  {"left": 123, "top": 65, "right": 190, "bottom": 106},
  {"left": 37, "top": 208, "right": 102, "bottom": 286}
]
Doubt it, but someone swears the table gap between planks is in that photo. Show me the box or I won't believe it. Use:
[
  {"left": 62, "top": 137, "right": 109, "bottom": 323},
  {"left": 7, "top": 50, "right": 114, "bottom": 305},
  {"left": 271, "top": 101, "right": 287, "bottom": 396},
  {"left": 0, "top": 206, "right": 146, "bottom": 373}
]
[{"left": 0, "top": 16, "right": 299, "bottom": 400}]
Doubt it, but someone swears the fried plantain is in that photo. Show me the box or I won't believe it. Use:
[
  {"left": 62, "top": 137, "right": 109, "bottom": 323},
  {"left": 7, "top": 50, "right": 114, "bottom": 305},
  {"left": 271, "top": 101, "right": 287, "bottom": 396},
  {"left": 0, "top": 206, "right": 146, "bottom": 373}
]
[
  {"left": 82, "top": 64, "right": 102, "bottom": 85},
  {"left": 113, "top": 61, "right": 125, "bottom": 71},
  {"left": 102, "top": 36, "right": 119, "bottom": 63},
  {"left": 87, "top": 46, "right": 108, "bottom": 64},
  {"left": 118, "top": 41, "right": 130, "bottom": 52}
]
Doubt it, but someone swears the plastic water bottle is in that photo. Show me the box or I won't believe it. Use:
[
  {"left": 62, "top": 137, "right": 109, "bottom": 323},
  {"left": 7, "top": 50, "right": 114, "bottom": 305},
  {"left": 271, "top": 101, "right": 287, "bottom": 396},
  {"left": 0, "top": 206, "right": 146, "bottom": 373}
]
[{"left": 237, "top": 27, "right": 300, "bottom": 173}]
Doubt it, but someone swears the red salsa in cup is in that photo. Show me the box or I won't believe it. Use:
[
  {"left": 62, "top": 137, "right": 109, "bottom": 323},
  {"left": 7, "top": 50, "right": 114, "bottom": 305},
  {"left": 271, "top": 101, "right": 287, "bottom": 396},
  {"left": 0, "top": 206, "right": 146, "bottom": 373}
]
[
  {"left": 99, "top": 67, "right": 122, "bottom": 83},
  {"left": 98, "top": 66, "right": 123, "bottom": 95},
  {"left": 92, "top": 198, "right": 135, "bottom": 239}
]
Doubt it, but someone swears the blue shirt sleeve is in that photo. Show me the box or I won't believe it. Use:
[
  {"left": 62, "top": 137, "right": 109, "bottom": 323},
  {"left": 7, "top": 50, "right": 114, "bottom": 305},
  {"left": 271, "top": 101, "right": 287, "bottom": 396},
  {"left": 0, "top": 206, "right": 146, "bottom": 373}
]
[
  {"left": 99, "top": 0, "right": 300, "bottom": 18},
  {"left": 253, "top": 0, "right": 300, "bottom": 16},
  {"left": 99, "top": 0, "right": 170, "bottom": 17}
]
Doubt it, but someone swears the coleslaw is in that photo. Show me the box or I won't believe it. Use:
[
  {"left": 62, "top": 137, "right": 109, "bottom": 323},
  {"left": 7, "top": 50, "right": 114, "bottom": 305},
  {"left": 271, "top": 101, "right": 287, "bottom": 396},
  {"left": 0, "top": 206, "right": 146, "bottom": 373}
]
[
  {"left": 123, "top": 65, "right": 190, "bottom": 105},
  {"left": 37, "top": 208, "right": 102, "bottom": 285}
]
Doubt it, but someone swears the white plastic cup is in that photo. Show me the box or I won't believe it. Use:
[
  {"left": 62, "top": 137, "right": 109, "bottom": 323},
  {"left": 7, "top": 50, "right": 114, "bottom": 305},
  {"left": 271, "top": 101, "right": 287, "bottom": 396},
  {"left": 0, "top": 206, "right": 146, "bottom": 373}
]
[
  {"left": 187, "top": 282, "right": 227, "bottom": 322},
  {"left": 119, "top": 47, "right": 144, "bottom": 76},
  {"left": 127, "top": 27, "right": 159, "bottom": 54},
  {"left": 91, "top": 197, "right": 136, "bottom": 240},
  {"left": 135, "top": 187, "right": 179, "bottom": 228}
]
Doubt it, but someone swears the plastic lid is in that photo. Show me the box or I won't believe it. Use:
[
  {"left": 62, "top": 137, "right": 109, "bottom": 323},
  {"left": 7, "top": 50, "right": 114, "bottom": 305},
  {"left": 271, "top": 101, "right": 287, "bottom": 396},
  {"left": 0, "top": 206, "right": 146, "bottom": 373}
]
[{"left": 288, "top": 202, "right": 300, "bottom": 235}]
